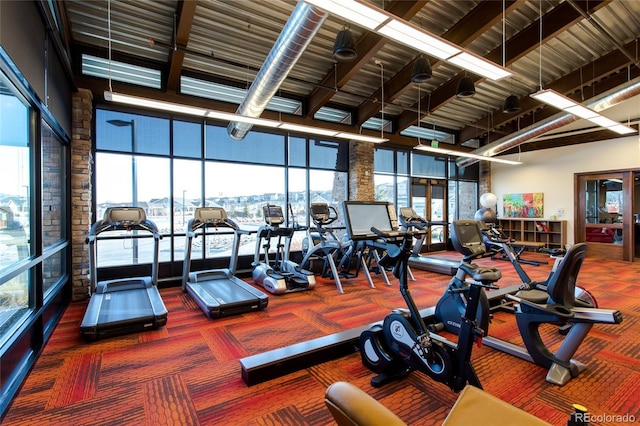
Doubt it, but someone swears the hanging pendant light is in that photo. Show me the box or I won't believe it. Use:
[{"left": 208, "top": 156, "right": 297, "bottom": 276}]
[
  {"left": 411, "top": 56, "right": 432, "bottom": 83},
  {"left": 333, "top": 25, "right": 357, "bottom": 62},
  {"left": 456, "top": 75, "right": 476, "bottom": 97},
  {"left": 502, "top": 94, "right": 521, "bottom": 113}
]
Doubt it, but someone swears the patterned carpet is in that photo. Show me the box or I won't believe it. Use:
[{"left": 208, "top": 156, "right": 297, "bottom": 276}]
[{"left": 3, "top": 251, "right": 638, "bottom": 425}]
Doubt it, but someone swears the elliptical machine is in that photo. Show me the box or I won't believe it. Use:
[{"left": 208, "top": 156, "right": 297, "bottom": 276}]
[
  {"left": 252, "top": 204, "right": 316, "bottom": 295},
  {"left": 359, "top": 220, "right": 501, "bottom": 391},
  {"left": 300, "top": 203, "right": 351, "bottom": 293}
]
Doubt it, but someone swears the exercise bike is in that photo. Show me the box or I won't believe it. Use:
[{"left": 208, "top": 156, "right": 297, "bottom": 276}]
[
  {"left": 359, "top": 221, "right": 501, "bottom": 392},
  {"left": 481, "top": 223, "right": 596, "bottom": 315},
  {"left": 436, "top": 220, "right": 623, "bottom": 386}
]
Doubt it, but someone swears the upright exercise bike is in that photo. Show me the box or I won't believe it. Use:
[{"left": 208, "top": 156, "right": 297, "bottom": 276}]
[{"left": 359, "top": 221, "right": 501, "bottom": 391}]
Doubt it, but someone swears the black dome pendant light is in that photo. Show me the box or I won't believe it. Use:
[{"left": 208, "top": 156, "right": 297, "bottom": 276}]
[
  {"left": 502, "top": 94, "right": 521, "bottom": 113},
  {"left": 333, "top": 24, "right": 357, "bottom": 62},
  {"left": 456, "top": 74, "right": 476, "bottom": 98},
  {"left": 411, "top": 55, "right": 432, "bottom": 84}
]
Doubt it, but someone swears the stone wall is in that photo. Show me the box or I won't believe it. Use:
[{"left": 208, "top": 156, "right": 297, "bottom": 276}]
[
  {"left": 70, "top": 89, "right": 93, "bottom": 301},
  {"left": 479, "top": 161, "right": 491, "bottom": 195},
  {"left": 348, "top": 141, "right": 374, "bottom": 200}
]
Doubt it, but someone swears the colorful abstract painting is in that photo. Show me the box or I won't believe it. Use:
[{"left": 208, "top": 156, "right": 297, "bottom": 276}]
[{"left": 503, "top": 192, "right": 544, "bottom": 218}]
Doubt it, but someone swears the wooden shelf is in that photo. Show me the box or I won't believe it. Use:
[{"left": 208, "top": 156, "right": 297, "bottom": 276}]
[{"left": 497, "top": 218, "right": 566, "bottom": 250}]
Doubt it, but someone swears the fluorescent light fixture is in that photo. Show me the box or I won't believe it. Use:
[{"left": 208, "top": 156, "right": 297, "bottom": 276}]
[
  {"left": 448, "top": 52, "right": 513, "bottom": 81},
  {"left": 337, "top": 132, "right": 388, "bottom": 143},
  {"left": 205, "top": 110, "right": 281, "bottom": 128},
  {"left": 531, "top": 89, "right": 637, "bottom": 135},
  {"left": 414, "top": 144, "right": 522, "bottom": 165},
  {"left": 278, "top": 123, "right": 340, "bottom": 137},
  {"left": 607, "top": 124, "right": 636, "bottom": 135},
  {"left": 104, "top": 91, "right": 388, "bottom": 143},
  {"left": 300, "top": 0, "right": 512, "bottom": 80},
  {"left": 587, "top": 115, "right": 619, "bottom": 128},
  {"left": 301, "top": 0, "right": 389, "bottom": 30},
  {"left": 378, "top": 20, "right": 460, "bottom": 60},
  {"left": 565, "top": 105, "right": 598, "bottom": 119},
  {"left": 104, "top": 91, "right": 208, "bottom": 116}
]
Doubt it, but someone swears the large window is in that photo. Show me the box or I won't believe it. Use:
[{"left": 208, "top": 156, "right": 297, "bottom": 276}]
[
  {"left": 374, "top": 148, "right": 410, "bottom": 210},
  {"left": 94, "top": 109, "right": 349, "bottom": 272},
  {"left": 374, "top": 147, "right": 479, "bottom": 236},
  {"left": 0, "top": 75, "right": 32, "bottom": 341}
]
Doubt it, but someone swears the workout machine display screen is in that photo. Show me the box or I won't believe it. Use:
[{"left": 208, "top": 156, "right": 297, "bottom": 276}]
[
  {"left": 263, "top": 205, "right": 284, "bottom": 225},
  {"left": 454, "top": 221, "right": 483, "bottom": 245},
  {"left": 343, "top": 201, "right": 393, "bottom": 240}
]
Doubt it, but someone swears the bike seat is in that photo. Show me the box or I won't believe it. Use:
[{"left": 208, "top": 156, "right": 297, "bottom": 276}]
[{"left": 459, "top": 262, "right": 501, "bottom": 283}]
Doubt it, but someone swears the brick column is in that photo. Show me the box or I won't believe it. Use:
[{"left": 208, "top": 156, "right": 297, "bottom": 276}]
[
  {"left": 348, "top": 140, "right": 374, "bottom": 200},
  {"left": 71, "top": 89, "right": 93, "bottom": 301}
]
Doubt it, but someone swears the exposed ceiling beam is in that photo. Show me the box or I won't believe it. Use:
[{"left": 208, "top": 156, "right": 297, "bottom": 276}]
[
  {"left": 165, "top": 0, "right": 197, "bottom": 92},
  {"left": 305, "top": 0, "right": 426, "bottom": 117},
  {"left": 356, "top": 0, "right": 522, "bottom": 127},
  {"left": 460, "top": 38, "right": 639, "bottom": 143},
  {"left": 394, "top": 0, "right": 609, "bottom": 135},
  {"left": 486, "top": 65, "right": 640, "bottom": 146}
]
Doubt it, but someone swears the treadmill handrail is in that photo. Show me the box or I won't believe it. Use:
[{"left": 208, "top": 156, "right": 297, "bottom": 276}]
[
  {"left": 86, "top": 207, "right": 161, "bottom": 295},
  {"left": 183, "top": 207, "right": 246, "bottom": 288}
]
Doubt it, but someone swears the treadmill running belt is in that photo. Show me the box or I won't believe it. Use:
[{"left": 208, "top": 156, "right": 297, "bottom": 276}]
[{"left": 97, "top": 289, "right": 154, "bottom": 324}]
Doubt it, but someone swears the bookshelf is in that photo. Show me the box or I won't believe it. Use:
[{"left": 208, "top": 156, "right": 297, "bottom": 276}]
[{"left": 497, "top": 218, "right": 566, "bottom": 250}]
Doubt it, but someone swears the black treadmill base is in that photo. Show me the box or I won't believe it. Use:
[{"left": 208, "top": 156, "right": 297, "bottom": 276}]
[{"left": 81, "top": 315, "right": 167, "bottom": 342}]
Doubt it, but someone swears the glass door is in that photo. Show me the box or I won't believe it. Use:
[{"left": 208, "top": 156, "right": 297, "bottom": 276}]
[
  {"left": 576, "top": 171, "right": 633, "bottom": 261},
  {"left": 411, "top": 179, "right": 448, "bottom": 252}
]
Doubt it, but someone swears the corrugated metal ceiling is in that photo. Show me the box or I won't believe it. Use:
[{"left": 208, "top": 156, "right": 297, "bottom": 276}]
[{"left": 63, "top": 0, "right": 640, "bottom": 151}]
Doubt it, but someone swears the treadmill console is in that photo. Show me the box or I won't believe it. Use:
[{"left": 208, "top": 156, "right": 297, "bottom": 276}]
[
  {"left": 195, "top": 207, "right": 226, "bottom": 225},
  {"left": 104, "top": 207, "right": 146, "bottom": 227}
]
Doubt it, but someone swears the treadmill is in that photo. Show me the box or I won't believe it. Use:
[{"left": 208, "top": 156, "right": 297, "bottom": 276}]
[
  {"left": 183, "top": 207, "right": 268, "bottom": 318},
  {"left": 80, "top": 207, "right": 168, "bottom": 341},
  {"left": 398, "top": 207, "right": 458, "bottom": 276}
]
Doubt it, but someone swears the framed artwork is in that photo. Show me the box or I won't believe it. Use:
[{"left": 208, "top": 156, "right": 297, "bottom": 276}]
[{"left": 503, "top": 193, "right": 544, "bottom": 218}]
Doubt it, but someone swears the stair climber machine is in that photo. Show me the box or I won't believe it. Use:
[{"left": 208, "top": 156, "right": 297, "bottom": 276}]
[
  {"left": 182, "top": 207, "right": 269, "bottom": 319},
  {"left": 252, "top": 204, "right": 316, "bottom": 294},
  {"left": 359, "top": 216, "right": 502, "bottom": 391},
  {"left": 80, "top": 207, "right": 168, "bottom": 341},
  {"left": 300, "top": 203, "right": 351, "bottom": 293},
  {"left": 436, "top": 220, "right": 623, "bottom": 386}
]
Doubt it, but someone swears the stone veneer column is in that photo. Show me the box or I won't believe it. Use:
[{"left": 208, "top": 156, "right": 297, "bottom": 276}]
[
  {"left": 478, "top": 161, "right": 491, "bottom": 195},
  {"left": 71, "top": 89, "right": 93, "bottom": 301},
  {"left": 348, "top": 140, "right": 374, "bottom": 200}
]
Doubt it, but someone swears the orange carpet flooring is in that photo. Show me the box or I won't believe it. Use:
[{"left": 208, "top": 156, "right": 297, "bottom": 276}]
[{"left": 2, "top": 251, "right": 638, "bottom": 425}]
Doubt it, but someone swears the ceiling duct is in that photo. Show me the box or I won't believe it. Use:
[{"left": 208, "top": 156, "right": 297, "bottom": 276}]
[
  {"left": 457, "top": 77, "right": 640, "bottom": 167},
  {"left": 227, "top": 3, "right": 327, "bottom": 140}
]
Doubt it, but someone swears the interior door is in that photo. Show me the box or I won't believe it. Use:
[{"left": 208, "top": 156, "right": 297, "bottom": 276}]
[
  {"left": 575, "top": 171, "right": 633, "bottom": 261},
  {"left": 411, "top": 179, "right": 447, "bottom": 252}
]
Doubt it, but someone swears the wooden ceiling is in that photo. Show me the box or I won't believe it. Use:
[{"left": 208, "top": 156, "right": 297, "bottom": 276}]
[{"left": 58, "top": 0, "right": 640, "bottom": 157}]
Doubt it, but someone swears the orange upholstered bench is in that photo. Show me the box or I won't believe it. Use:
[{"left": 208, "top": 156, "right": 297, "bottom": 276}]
[{"left": 325, "top": 381, "right": 551, "bottom": 426}]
